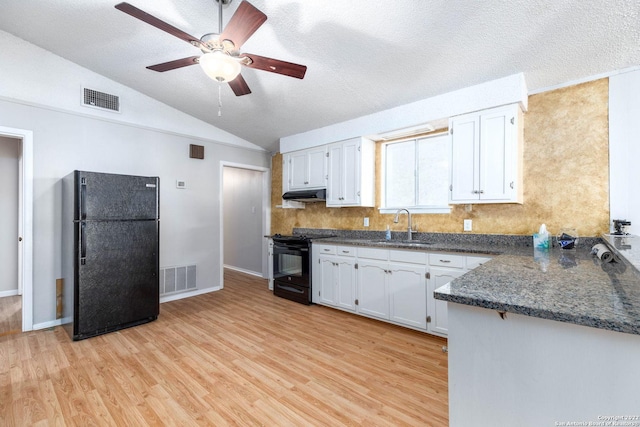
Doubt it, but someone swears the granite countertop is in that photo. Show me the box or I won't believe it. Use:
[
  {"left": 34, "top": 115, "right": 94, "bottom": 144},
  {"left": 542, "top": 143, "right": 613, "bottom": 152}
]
[
  {"left": 434, "top": 234, "right": 640, "bottom": 335},
  {"left": 298, "top": 228, "right": 640, "bottom": 336}
]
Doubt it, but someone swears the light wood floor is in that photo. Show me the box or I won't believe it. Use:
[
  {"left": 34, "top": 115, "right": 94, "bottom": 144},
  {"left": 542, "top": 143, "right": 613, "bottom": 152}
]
[
  {"left": 0, "top": 295, "right": 21, "bottom": 337},
  {"left": 0, "top": 269, "right": 448, "bottom": 426}
]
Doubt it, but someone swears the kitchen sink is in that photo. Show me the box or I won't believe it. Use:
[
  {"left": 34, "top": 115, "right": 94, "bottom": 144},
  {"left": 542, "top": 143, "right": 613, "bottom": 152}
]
[{"left": 368, "top": 239, "right": 433, "bottom": 245}]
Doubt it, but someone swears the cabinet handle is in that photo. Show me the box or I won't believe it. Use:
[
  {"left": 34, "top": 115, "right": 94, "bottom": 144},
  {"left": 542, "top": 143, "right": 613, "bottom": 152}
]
[
  {"left": 479, "top": 190, "right": 485, "bottom": 194},
  {"left": 510, "top": 181, "right": 514, "bottom": 189},
  {"left": 304, "top": 181, "right": 309, "bottom": 184},
  {"left": 342, "top": 250, "right": 350, "bottom": 254},
  {"left": 323, "top": 248, "right": 331, "bottom": 252},
  {"left": 439, "top": 259, "right": 451, "bottom": 263}
]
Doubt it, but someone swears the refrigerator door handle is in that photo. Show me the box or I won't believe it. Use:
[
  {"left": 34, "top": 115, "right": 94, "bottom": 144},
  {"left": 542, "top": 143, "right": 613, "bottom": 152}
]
[
  {"left": 80, "top": 177, "right": 87, "bottom": 220},
  {"left": 80, "top": 222, "right": 87, "bottom": 265}
]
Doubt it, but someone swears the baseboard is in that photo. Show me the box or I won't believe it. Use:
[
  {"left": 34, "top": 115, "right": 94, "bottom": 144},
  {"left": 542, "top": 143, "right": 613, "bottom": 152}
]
[
  {"left": 0, "top": 289, "right": 19, "bottom": 298},
  {"left": 33, "top": 318, "right": 62, "bottom": 331},
  {"left": 159, "top": 286, "right": 221, "bottom": 304},
  {"left": 223, "top": 264, "right": 263, "bottom": 277}
]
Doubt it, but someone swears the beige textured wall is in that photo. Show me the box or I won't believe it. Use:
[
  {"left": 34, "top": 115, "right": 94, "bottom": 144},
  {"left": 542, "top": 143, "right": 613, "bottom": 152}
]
[{"left": 271, "top": 79, "right": 610, "bottom": 237}]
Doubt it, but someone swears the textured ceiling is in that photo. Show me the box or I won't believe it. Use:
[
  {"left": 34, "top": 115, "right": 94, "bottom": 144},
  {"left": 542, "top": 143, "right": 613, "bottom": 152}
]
[{"left": 0, "top": 0, "right": 638, "bottom": 152}]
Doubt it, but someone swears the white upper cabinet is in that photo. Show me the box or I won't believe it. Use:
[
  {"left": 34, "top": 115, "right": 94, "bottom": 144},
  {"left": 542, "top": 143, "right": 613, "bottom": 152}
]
[
  {"left": 326, "top": 137, "right": 375, "bottom": 207},
  {"left": 449, "top": 104, "right": 523, "bottom": 204},
  {"left": 283, "top": 146, "right": 327, "bottom": 192}
]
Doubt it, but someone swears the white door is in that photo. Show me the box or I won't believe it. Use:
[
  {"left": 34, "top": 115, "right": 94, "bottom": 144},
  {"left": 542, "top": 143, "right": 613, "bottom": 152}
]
[
  {"left": 340, "top": 139, "right": 360, "bottom": 205},
  {"left": 326, "top": 143, "right": 343, "bottom": 205},
  {"left": 450, "top": 114, "right": 480, "bottom": 202},
  {"left": 389, "top": 262, "right": 427, "bottom": 329},
  {"left": 318, "top": 256, "right": 337, "bottom": 306},
  {"left": 357, "top": 260, "right": 389, "bottom": 320},
  {"left": 289, "top": 151, "right": 309, "bottom": 189},
  {"left": 480, "top": 109, "right": 513, "bottom": 200},
  {"left": 335, "top": 258, "right": 356, "bottom": 312},
  {"left": 428, "top": 267, "right": 466, "bottom": 336},
  {"left": 307, "top": 147, "right": 327, "bottom": 188}
]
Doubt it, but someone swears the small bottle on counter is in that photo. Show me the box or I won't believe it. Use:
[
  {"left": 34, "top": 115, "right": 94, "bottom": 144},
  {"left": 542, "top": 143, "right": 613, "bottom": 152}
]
[{"left": 385, "top": 225, "right": 391, "bottom": 240}]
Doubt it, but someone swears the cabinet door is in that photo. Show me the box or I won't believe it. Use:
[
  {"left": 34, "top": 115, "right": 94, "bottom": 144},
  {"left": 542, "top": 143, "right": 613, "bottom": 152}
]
[
  {"left": 326, "top": 143, "right": 343, "bottom": 205},
  {"left": 340, "top": 139, "right": 360, "bottom": 205},
  {"left": 479, "top": 109, "right": 514, "bottom": 201},
  {"left": 307, "top": 147, "right": 327, "bottom": 188},
  {"left": 389, "top": 262, "right": 427, "bottom": 329},
  {"left": 450, "top": 113, "right": 480, "bottom": 203},
  {"left": 357, "top": 260, "right": 389, "bottom": 320},
  {"left": 428, "top": 267, "right": 466, "bottom": 336},
  {"left": 289, "top": 151, "right": 309, "bottom": 190},
  {"left": 317, "top": 256, "right": 337, "bottom": 306},
  {"left": 336, "top": 258, "right": 357, "bottom": 312}
]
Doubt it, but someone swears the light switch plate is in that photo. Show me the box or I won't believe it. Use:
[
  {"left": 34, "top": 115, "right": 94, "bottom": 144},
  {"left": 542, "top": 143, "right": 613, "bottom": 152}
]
[
  {"left": 364, "top": 217, "right": 370, "bottom": 227},
  {"left": 464, "top": 219, "right": 472, "bottom": 231}
]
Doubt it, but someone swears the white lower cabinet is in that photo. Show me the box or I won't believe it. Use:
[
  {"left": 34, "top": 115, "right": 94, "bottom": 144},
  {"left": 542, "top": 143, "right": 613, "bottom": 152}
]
[
  {"left": 314, "top": 245, "right": 357, "bottom": 312},
  {"left": 388, "top": 262, "right": 427, "bottom": 329},
  {"left": 356, "top": 259, "right": 390, "bottom": 320},
  {"left": 312, "top": 243, "right": 491, "bottom": 337},
  {"left": 428, "top": 267, "right": 466, "bottom": 336}
]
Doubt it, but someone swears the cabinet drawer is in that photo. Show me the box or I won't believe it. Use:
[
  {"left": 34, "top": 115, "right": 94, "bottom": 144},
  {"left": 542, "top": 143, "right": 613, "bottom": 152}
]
[
  {"left": 337, "top": 246, "right": 356, "bottom": 257},
  {"left": 315, "top": 245, "right": 336, "bottom": 255},
  {"left": 466, "top": 256, "right": 492, "bottom": 269},
  {"left": 357, "top": 247, "right": 388, "bottom": 261},
  {"left": 429, "top": 253, "right": 465, "bottom": 269},
  {"left": 389, "top": 249, "right": 427, "bottom": 264}
]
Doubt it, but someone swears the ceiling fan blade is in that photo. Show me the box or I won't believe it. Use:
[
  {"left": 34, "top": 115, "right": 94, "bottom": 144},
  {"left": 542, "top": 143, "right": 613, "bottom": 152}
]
[
  {"left": 228, "top": 74, "right": 252, "bottom": 96},
  {"left": 241, "top": 54, "right": 307, "bottom": 79},
  {"left": 146, "top": 56, "right": 200, "bottom": 72},
  {"left": 115, "top": 2, "right": 204, "bottom": 49},
  {"left": 220, "top": 1, "right": 267, "bottom": 50}
]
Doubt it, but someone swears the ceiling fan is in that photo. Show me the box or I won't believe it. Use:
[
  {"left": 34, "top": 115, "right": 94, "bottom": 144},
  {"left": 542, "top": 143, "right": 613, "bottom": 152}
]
[{"left": 114, "top": 0, "right": 307, "bottom": 96}]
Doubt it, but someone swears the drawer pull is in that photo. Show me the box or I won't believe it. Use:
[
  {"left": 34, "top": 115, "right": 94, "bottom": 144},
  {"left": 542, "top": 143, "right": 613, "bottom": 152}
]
[
  {"left": 342, "top": 250, "right": 350, "bottom": 254},
  {"left": 323, "top": 248, "right": 331, "bottom": 252},
  {"left": 439, "top": 259, "right": 451, "bottom": 263}
]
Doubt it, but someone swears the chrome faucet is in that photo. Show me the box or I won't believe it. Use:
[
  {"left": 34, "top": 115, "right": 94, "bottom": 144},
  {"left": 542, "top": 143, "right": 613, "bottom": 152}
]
[{"left": 394, "top": 208, "right": 414, "bottom": 240}]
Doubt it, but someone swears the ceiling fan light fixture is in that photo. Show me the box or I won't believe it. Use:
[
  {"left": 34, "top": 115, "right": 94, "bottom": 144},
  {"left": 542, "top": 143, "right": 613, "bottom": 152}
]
[{"left": 199, "top": 51, "right": 241, "bottom": 82}]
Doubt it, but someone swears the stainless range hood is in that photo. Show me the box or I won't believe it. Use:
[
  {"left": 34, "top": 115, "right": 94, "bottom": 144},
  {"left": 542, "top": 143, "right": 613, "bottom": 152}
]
[{"left": 282, "top": 188, "right": 326, "bottom": 202}]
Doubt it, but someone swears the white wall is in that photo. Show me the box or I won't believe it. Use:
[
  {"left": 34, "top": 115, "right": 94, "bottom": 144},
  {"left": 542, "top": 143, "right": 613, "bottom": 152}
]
[
  {"left": 279, "top": 73, "right": 528, "bottom": 152},
  {"left": 609, "top": 69, "right": 640, "bottom": 234},
  {"left": 223, "top": 167, "right": 264, "bottom": 275},
  {"left": 0, "top": 30, "right": 271, "bottom": 328},
  {"left": 0, "top": 136, "right": 19, "bottom": 295},
  {"left": 0, "top": 30, "right": 260, "bottom": 152}
]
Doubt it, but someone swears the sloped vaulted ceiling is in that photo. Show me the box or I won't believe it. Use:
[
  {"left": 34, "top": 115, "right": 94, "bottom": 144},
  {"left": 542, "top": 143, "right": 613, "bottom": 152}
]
[{"left": 0, "top": 0, "right": 638, "bottom": 152}]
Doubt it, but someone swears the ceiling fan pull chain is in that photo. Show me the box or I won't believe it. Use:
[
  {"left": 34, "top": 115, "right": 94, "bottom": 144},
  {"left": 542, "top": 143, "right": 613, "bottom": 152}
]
[{"left": 218, "top": 82, "right": 223, "bottom": 117}]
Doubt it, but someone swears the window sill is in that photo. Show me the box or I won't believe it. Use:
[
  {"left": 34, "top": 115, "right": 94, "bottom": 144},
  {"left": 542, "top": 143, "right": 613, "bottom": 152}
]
[{"left": 379, "top": 207, "right": 452, "bottom": 215}]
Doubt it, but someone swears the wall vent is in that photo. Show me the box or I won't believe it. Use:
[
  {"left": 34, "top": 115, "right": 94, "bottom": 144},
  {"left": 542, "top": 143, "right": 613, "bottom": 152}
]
[
  {"left": 160, "top": 264, "right": 197, "bottom": 296},
  {"left": 82, "top": 87, "right": 120, "bottom": 112}
]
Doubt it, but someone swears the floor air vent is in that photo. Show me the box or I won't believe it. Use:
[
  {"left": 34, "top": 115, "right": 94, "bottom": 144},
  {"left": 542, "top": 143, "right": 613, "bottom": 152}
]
[
  {"left": 82, "top": 87, "right": 120, "bottom": 112},
  {"left": 160, "top": 264, "right": 197, "bottom": 296}
]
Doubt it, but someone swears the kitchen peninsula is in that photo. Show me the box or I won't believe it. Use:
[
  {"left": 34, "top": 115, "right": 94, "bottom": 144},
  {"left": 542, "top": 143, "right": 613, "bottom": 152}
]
[
  {"left": 434, "top": 234, "right": 640, "bottom": 426},
  {"left": 300, "top": 228, "right": 640, "bottom": 426}
]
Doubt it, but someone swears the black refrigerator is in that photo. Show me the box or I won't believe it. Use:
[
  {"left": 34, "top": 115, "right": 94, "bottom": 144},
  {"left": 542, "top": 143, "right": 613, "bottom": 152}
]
[{"left": 62, "top": 170, "right": 160, "bottom": 341}]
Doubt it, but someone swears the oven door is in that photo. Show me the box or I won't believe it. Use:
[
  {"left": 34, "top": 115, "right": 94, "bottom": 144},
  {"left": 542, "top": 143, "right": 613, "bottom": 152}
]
[{"left": 272, "top": 242, "right": 309, "bottom": 287}]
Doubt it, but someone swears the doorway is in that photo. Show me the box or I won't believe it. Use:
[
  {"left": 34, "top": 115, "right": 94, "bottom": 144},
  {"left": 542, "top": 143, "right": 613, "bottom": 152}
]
[
  {"left": 0, "top": 126, "right": 33, "bottom": 332},
  {"left": 220, "top": 162, "right": 270, "bottom": 287}
]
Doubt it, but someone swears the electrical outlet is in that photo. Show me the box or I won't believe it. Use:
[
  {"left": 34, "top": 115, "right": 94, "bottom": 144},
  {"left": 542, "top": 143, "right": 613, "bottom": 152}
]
[
  {"left": 364, "top": 217, "right": 370, "bottom": 227},
  {"left": 464, "top": 219, "right": 472, "bottom": 232}
]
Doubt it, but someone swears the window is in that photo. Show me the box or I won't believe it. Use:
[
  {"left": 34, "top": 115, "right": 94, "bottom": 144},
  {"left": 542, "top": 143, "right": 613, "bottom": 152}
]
[{"left": 380, "top": 133, "right": 451, "bottom": 214}]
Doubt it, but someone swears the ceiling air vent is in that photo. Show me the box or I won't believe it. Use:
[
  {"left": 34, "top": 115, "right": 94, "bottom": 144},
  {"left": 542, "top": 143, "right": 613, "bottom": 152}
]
[{"left": 82, "top": 87, "right": 120, "bottom": 112}]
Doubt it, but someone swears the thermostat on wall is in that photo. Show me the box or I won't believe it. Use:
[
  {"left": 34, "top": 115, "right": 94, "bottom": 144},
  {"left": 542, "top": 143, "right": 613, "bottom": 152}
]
[{"left": 176, "top": 180, "right": 187, "bottom": 189}]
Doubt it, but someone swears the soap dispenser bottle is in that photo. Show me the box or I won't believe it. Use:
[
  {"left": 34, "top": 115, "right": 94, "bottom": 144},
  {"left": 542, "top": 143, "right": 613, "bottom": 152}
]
[{"left": 385, "top": 225, "right": 391, "bottom": 240}]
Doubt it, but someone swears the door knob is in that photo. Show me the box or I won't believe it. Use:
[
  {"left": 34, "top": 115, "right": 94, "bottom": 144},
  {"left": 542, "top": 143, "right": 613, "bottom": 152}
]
[{"left": 18, "top": 237, "right": 22, "bottom": 242}]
